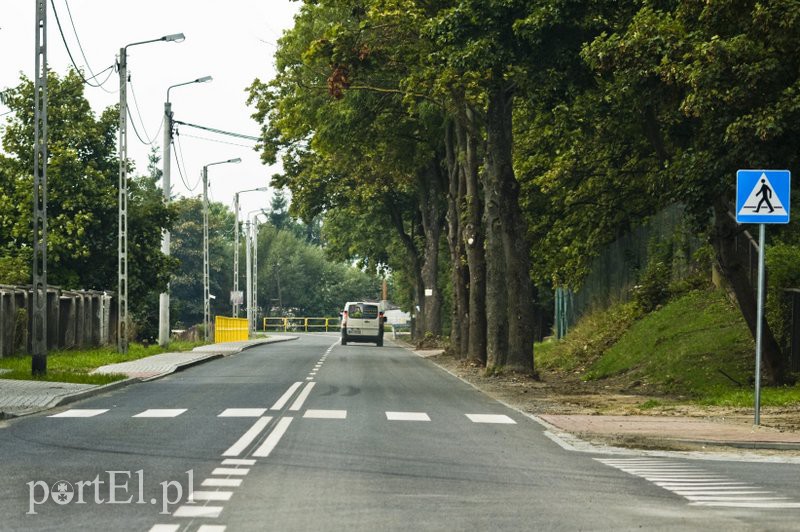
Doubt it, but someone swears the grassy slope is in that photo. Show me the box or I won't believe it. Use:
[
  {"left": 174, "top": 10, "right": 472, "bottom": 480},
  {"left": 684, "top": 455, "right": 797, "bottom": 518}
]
[{"left": 537, "top": 288, "right": 800, "bottom": 406}]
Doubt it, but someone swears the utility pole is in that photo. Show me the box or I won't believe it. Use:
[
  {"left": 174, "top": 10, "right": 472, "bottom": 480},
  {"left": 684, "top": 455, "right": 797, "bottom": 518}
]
[
  {"left": 158, "top": 99, "right": 172, "bottom": 346},
  {"left": 118, "top": 32, "right": 184, "bottom": 354},
  {"left": 245, "top": 220, "right": 253, "bottom": 336},
  {"left": 252, "top": 216, "right": 259, "bottom": 333},
  {"left": 233, "top": 192, "right": 240, "bottom": 317},
  {"left": 32, "top": 0, "right": 48, "bottom": 375},
  {"left": 159, "top": 76, "right": 211, "bottom": 347},
  {"left": 203, "top": 167, "right": 210, "bottom": 343},
  {"left": 117, "top": 45, "right": 129, "bottom": 353}
]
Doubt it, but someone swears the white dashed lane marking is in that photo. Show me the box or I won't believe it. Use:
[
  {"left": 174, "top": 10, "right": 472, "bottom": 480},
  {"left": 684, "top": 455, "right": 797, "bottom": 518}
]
[
  {"left": 201, "top": 478, "right": 242, "bottom": 488},
  {"left": 148, "top": 525, "right": 179, "bottom": 532},
  {"left": 386, "top": 412, "right": 430, "bottom": 421},
  {"left": 212, "top": 467, "right": 249, "bottom": 476},
  {"left": 598, "top": 458, "right": 800, "bottom": 508},
  {"left": 132, "top": 409, "right": 187, "bottom": 418},
  {"left": 197, "top": 526, "right": 227, "bottom": 532},
  {"left": 466, "top": 414, "right": 516, "bottom": 424},
  {"left": 49, "top": 409, "right": 108, "bottom": 417}
]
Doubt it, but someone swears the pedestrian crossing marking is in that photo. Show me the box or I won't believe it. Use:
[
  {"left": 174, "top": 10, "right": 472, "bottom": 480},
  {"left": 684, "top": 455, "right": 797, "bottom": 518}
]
[
  {"left": 49, "top": 409, "right": 108, "bottom": 417},
  {"left": 304, "top": 409, "right": 347, "bottom": 419},
  {"left": 218, "top": 408, "right": 267, "bottom": 417},
  {"left": 466, "top": 414, "right": 516, "bottom": 424},
  {"left": 597, "top": 457, "right": 800, "bottom": 508},
  {"left": 132, "top": 409, "right": 187, "bottom": 418},
  {"left": 386, "top": 411, "right": 430, "bottom": 421}
]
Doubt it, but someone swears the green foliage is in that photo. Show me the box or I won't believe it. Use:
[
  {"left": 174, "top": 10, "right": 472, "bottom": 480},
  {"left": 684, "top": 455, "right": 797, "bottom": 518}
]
[{"left": 765, "top": 243, "right": 800, "bottom": 354}]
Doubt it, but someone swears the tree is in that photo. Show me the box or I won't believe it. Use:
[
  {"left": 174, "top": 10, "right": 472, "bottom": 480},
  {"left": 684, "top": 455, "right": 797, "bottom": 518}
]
[{"left": 0, "top": 71, "right": 174, "bottom": 340}]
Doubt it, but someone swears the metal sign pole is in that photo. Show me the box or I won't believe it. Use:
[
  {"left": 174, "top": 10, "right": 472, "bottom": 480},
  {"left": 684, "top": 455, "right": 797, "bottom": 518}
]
[{"left": 754, "top": 223, "right": 766, "bottom": 425}]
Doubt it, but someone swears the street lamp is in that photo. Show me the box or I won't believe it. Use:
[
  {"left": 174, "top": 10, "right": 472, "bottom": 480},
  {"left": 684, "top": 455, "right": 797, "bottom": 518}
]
[
  {"left": 203, "top": 157, "right": 241, "bottom": 342},
  {"left": 233, "top": 187, "right": 268, "bottom": 317},
  {"left": 245, "top": 209, "right": 267, "bottom": 335},
  {"left": 158, "top": 75, "right": 212, "bottom": 347},
  {"left": 118, "top": 32, "right": 184, "bottom": 354}
]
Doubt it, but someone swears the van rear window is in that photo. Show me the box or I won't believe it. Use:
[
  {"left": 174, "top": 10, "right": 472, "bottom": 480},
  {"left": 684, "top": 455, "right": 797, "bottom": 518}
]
[{"left": 348, "top": 304, "right": 378, "bottom": 319}]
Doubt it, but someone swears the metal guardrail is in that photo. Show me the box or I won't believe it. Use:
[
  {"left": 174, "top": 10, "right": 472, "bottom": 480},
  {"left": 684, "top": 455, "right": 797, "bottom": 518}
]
[{"left": 262, "top": 317, "right": 341, "bottom": 333}]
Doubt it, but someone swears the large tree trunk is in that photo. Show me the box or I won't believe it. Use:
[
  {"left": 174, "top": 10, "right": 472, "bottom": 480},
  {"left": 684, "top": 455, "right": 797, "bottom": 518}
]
[
  {"left": 445, "top": 120, "right": 470, "bottom": 358},
  {"left": 485, "top": 83, "right": 534, "bottom": 373},
  {"left": 385, "top": 196, "right": 425, "bottom": 340},
  {"left": 711, "top": 199, "right": 786, "bottom": 385},
  {"left": 457, "top": 107, "right": 487, "bottom": 365},
  {"left": 418, "top": 160, "right": 445, "bottom": 337}
]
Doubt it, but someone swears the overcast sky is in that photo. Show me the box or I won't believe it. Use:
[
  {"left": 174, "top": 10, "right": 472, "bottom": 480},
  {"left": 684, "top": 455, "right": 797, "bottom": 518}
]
[{"left": 0, "top": 0, "right": 300, "bottom": 220}]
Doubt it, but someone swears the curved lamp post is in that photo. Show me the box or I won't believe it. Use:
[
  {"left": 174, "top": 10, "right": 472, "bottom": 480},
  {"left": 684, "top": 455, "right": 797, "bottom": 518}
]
[{"left": 202, "top": 158, "right": 241, "bottom": 341}]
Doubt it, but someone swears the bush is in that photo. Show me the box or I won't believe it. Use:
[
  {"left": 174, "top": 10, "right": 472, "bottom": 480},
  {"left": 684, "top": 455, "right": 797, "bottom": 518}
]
[{"left": 766, "top": 244, "right": 800, "bottom": 355}]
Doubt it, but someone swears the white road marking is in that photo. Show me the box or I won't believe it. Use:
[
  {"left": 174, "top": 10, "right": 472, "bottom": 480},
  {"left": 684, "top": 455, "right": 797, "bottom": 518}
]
[
  {"left": 197, "top": 526, "right": 227, "bottom": 532},
  {"left": 133, "top": 409, "right": 186, "bottom": 418},
  {"left": 597, "top": 457, "right": 800, "bottom": 509},
  {"left": 201, "top": 478, "right": 242, "bottom": 488},
  {"left": 212, "top": 467, "right": 249, "bottom": 476},
  {"left": 222, "top": 417, "right": 272, "bottom": 457},
  {"left": 191, "top": 491, "right": 233, "bottom": 501},
  {"left": 218, "top": 408, "right": 267, "bottom": 417},
  {"left": 306, "top": 377, "right": 313, "bottom": 380},
  {"left": 253, "top": 417, "right": 293, "bottom": 457},
  {"left": 173, "top": 505, "right": 223, "bottom": 518},
  {"left": 148, "top": 525, "right": 179, "bottom": 532},
  {"left": 386, "top": 412, "right": 430, "bottom": 421},
  {"left": 304, "top": 409, "right": 347, "bottom": 419},
  {"left": 466, "top": 414, "right": 516, "bottom": 424},
  {"left": 691, "top": 501, "right": 800, "bottom": 508},
  {"left": 221, "top": 459, "right": 256, "bottom": 466},
  {"left": 49, "top": 409, "right": 108, "bottom": 418},
  {"left": 271, "top": 382, "right": 303, "bottom": 410},
  {"left": 289, "top": 382, "right": 316, "bottom": 411}
]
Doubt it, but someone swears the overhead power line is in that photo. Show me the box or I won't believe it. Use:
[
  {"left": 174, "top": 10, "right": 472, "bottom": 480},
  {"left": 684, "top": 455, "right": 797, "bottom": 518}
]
[
  {"left": 50, "top": 0, "right": 114, "bottom": 89},
  {"left": 62, "top": 0, "right": 115, "bottom": 93},
  {"left": 173, "top": 120, "right": 260, "bottom": 141}
]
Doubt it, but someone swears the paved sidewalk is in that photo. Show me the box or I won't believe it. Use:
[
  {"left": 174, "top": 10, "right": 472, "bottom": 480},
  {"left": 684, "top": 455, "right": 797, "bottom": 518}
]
[
  {"left": 0, "top": 336, "right": 296, "bottom": 419},
  {"left": 539, "top": 414, "right": 800, "bottom": 451}
]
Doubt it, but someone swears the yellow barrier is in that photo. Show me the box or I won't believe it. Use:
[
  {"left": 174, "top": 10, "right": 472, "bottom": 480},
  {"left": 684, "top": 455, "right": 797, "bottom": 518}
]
[
  {"left": 215, "top": 316, "right": 249, "bottom": 342},
  {"left": 262, "top": 317, "right": 341, "bottom": 332}
]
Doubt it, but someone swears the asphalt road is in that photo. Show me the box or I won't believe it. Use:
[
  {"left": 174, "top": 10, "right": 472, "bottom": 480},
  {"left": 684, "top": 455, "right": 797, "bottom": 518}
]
[{"left": 1, "top": 334, "right": 798, "bottom": 531}]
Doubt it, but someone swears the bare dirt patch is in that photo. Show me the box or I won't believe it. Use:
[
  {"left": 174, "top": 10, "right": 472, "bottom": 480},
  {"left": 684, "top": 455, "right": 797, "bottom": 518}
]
[{"left": 422, "top": 350, "right": 800, "bottom": 434}]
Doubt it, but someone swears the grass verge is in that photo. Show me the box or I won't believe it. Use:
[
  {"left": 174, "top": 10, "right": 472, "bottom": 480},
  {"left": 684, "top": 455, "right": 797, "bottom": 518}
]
[
  {"left": 537, "top": 287, "right": 800, "bottom": 406},
  {"left": 0, "top": 341, "right": 204, "bottom": 385}
]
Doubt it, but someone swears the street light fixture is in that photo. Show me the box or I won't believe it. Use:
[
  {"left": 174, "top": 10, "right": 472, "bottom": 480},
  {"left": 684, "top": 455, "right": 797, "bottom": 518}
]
[
  {"left": 203, "top": 158, "right": 242, "bottom": 342},
  {"left": 118, "top": 32, "right": 184, "bottom": 354},
  {"left": 232, "top": 187, "right": 268, "bottom": 317},
  {"left": 245, "top": 209, "right": 267, "bottom": 335},
  {"left": 158, "top": 75, "right": 213, "bottom": 347}
]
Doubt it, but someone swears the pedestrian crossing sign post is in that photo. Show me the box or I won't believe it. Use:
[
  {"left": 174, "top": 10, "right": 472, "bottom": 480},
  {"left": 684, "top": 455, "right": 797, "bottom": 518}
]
[
  {"left": 735, "top": 169, "right": 791, "bottom": 426},
  {"left": 736, "top": 170, "right": 790, "bottom": 224}
]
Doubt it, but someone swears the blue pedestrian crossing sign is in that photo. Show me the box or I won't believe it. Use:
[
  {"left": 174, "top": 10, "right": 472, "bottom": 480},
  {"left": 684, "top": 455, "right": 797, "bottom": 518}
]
[{"left": 736, "top": 169, "right": 791, "bottom": 224}]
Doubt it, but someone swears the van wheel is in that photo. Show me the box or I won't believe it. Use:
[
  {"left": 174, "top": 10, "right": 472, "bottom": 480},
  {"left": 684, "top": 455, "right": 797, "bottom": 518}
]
[{"left": 376, "top": 337, "right": 383, "bottom": 347}]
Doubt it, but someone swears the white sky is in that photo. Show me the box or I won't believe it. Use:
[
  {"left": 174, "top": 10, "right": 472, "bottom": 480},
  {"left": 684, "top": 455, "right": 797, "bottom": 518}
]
[{"left": 0, "top": 0, "right": 300, "bottom": 220}]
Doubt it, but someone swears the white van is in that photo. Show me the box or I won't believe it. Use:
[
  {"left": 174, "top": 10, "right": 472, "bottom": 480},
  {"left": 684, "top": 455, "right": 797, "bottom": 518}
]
[{"left": 341, "top": 301, "right": 385, "bottom": 346}]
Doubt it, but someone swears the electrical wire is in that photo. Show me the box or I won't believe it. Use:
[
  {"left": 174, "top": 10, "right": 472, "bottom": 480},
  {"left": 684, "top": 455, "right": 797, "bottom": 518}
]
[
  {"left": 127, "top": 79, "right": 163, "bottom": 145},
  {"left": 173, "top": 132, "right": 203, "bottom": 192},
  {"left": 179, "top": 132, "right": 257, "bottom": 149},
  {"left": 62, "top": 0, "right": 116, "bottom": 93},
  {"left": 173, "top": 120, "right": 260, "bottom": 141},
  {"left": 49, "top": 0, "right": 114, "bottom": 89}
]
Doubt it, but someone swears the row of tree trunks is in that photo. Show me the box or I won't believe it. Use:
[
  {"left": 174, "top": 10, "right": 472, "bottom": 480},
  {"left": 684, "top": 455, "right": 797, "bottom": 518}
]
[{"left": 442, "top": 90, "right": 534, "bottom": 373}]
